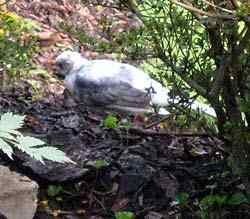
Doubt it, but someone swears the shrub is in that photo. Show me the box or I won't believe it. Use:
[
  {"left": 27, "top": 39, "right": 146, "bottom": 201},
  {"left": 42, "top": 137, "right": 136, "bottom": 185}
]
[{"left": 0, "top": 11, "right": 39, "bottom": 88}]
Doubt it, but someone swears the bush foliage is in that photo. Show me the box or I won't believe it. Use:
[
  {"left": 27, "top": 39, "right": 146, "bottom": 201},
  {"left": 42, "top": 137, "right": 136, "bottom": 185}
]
[{"left": 0, "top": 11, "right": 38, "bottom": 86}]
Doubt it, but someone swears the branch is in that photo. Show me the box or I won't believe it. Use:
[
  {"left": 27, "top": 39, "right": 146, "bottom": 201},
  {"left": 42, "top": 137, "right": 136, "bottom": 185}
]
[
  {"left": 125, "top": 127, "right": 213, "bottom": 137},
  {"left": 170, "top": 0, "right": 235, "bottom": 20},
  {"left": 230, "top": 0, "right": 239, "bottom": 9},
  {"left": 159, "top": 50, "right": 208, "bottom": 97},
  {"left": 182, "top": 75, "right": 208, "bottom": 97},
  {"left": 238, "top": 27, "right": 250, "bottom": 54},
  {"left": 209, "top": 56, "right": 230, "bottom": 98},
  {"left": 201, "top": 0, "right": 235, "bottom": 14}
]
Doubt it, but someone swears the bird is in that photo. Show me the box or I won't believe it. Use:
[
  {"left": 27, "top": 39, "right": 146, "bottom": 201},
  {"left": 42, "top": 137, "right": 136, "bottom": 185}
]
[
  {"left": 55, "top": 50, "right": 216, "bottom": 117},
  {"left": 55, "top": 50, "right": 171, "bottom": 114}
]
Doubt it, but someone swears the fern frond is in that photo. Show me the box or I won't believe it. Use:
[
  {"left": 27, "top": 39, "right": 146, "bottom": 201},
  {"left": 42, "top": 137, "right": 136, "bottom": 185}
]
[
  {"left": 17, "top": 136, "right": 45, "bottom": 148},
  {"left": 0, "top": 138, "right": 13, "bottom": 159},
  {"left": 0, "top": 112, "right": 25, "bottom": 133},
  {"left": 0, "top": 112, "right": 75, "bottom": 165},
  {"left": 0, "top": 131, "right": 18, "bottom": 141},
  {"left": 17, "top": 136, "right": 75, "bottom": 164}
]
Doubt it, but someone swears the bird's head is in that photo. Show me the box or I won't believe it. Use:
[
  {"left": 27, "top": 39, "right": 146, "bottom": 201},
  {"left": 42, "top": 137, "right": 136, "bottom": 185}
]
[{"left": 55, "top": 51, "right": 88, "bottom": 78}]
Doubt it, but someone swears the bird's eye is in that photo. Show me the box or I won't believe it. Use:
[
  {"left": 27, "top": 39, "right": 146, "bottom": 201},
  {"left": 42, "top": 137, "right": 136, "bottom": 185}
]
[{"left": 57, "top": 63, "right": 64, "bottom": 69}]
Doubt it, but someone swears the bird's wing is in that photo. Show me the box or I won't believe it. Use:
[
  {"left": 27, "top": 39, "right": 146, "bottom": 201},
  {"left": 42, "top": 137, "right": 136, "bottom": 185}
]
[
  {"left": 73, "top": 59, "right": 169, "bottom": 108},
  {"left": 74, "top": 74, "right": 151, "bottom": 108}
]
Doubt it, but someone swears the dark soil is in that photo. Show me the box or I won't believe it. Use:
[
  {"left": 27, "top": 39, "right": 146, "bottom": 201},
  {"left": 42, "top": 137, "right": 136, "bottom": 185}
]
[{"left": 1, "top": 1, "right": 249, "bottom": 218}]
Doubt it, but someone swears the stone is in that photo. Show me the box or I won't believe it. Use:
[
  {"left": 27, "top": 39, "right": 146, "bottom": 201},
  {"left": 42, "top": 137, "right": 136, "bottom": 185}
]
[
  {"left": 0, "top": 166, "right": 39, "bottom": 219},
  {"left": 145, "top": 211, "right": 164, "bottom": 219}
]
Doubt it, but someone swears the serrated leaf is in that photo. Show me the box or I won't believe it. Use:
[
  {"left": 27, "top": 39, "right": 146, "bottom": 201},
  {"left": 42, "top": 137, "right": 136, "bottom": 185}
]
[
  {"left": 0, "top": 138, "right": 13, "bottom": 159},
  {"left": 26, "top": 148, "right": 45, "bottom": 164},
  {"left": 8, "top": 130, "right": 22, "bottom": 136},
  {"left": 34, "top": 146, "right": 76, "bottom": 164},
  {"left": 17, "top": 136, "right": 45, "bottom": 148},
  {"left": 0, "top": 131, "right": 17, "bottom": 141},
  {"left": 0, "top": 113, "right": 75, "bottom": 165},
  {"left": 17, "top": 139, "right": 75, "bottom": 164},
  {"left": 0, "top": 112, "right": 25, "bottom": 132}
]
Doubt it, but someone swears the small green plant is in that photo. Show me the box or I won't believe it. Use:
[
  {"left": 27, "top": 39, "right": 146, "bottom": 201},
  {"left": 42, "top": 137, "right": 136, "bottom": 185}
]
[
  {"left": 115, "top": 211, "right": 135, "bottom": 219},
  {"left": 0, "top": 11, "right": 39, "bottom": 89},
  {"left": 175, "top": 192, "right": 249, "bottom": 219},
  {"left": 176, "top": 192, "right": 190, "bottom": 206},
  {"left": 94, "top": 159, "right": 109, "bottom": 170},
  {"left": 227, "top": 192, "right": 248, "bottom": 206},
  {"left": 103, "top": 115, "right": 119, "bottom": 129},
  {"left": 0, "top": 112, "right": 75, "bottom": 164},
  {"left": 47, "top": 185, "right": 64, "bottom": 197}
]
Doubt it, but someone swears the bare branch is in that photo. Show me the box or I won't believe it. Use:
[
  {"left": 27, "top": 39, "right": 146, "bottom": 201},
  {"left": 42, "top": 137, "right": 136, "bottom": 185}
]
[
  {"left": 201, "top": 0, "right": 235, "bottom": 14},
  {"left": 209, "top": 56, "right": 230, "bottom": 98},
  {"left": 170, "top": 0, "right": 235, "bottom": 20},
  {"left": 238, "top": 27, "right": 250, "bottom": 54},
  {"left": 230, "top": 0, "right": 239, "bottom": 9}
]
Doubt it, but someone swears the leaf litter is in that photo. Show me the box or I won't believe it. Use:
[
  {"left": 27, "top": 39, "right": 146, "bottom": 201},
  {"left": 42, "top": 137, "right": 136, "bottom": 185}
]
[{"left": 0, "top": 0, "right": 247, "bottom": 218}]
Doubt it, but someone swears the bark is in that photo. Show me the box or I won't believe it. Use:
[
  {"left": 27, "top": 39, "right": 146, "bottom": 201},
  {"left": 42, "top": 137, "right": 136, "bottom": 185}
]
[{"left": 231, "top": 128, "right": 250, "bottom": 195}]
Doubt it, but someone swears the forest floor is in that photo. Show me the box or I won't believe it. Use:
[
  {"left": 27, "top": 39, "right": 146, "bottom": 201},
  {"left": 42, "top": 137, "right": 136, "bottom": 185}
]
[{"left": 1, "top": 0, "right": 249, "bottom": 218}]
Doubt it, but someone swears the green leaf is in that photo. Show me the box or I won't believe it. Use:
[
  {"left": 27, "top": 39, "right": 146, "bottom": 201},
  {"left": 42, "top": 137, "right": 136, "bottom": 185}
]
[
  {"left": 176, "top": 192, "right": 190, "bottom": 205},
  {"left": 47, "top": 185, "right": 63, "bottom": 197},
  {"left": 94, "top": 159, "right": 109, "bottom": 169},
  {"left": 0, "top": 131, "right": 18, "bottom": 141},
  {"left": 0, "top": 138, "right": 14, "bottom": 159},
  {"left": 200, "top": 195, "right": 217, "bottom": 207},
  {"left": 103, "top": 115, "right": 119, "bottom": 129},
  {"left": 17, "top": 136, "right": 45, "bottom": 148},
  {"left": 0, "top": 112, "right": 25, "bottom": 133},
  {"left": 115, "top": 211, "right": 135, "bottom": 219},
  {"left": 215, "top": 195, "right": 228, "bottom": 206},
  {"left": 227, "top": 193, "right": 248, "bottom": 205},
  {"left": 200, "top": 195, "right": 228, "bottom": 207},
  {"left": 17, "top": 136, "right": 76, "bottom": 164},
  {"left": 33, "top": 146, "right": 76, "bottom": 164}
]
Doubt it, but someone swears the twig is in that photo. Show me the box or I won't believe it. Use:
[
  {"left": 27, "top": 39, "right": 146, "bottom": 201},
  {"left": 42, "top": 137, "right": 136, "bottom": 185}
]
[
  {"left": 230, "top": 0, "right": 239, "bottom": 9},
  {"left": 209, "top": 56, "right": 229, "bottom": 98},
  {"left": 171, "top": 0, "right": 235, "bottom": 20},
  {"left": 144, "top": 114, "right": 171, "bottom": 129},
  {"left": 125, "top": 127, "right": 213, "bottom": 137},
  {"left": 92, "top": 194, "right": 107, "bottom": 212},
  {"left": 201, "top": 0, "right": 235, "bottom": 14}
]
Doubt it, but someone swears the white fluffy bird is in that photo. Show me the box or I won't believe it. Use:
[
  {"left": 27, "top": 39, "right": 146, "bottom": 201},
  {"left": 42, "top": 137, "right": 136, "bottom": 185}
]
[
  {"left": 55, "top": 51, "right": 170, "bottom": 114},
  {"left": 55, "top": 51, "right": 216, "bottom": 116}
]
